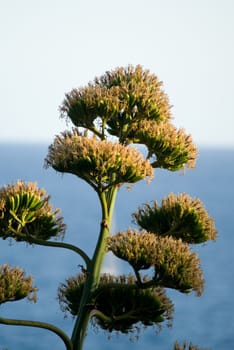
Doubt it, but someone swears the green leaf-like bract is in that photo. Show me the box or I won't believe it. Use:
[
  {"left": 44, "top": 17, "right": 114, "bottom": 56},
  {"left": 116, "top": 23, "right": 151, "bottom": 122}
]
[{"left": 0, "top": 181, "right": 65, "bottom": 242}]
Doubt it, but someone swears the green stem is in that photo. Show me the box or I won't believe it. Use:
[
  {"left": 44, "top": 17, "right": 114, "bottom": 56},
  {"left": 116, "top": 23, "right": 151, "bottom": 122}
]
[
  {"left": 71, "top": 186, "right": 118, "bottom": 350},
  {"left": 28, "top": 236, "right": 91, "bottom": 269},
  {"left": 0, "top": 317, "right": 73, "bottom": 350},
  {"left": 133, "top": 267, "right": 143, "bottom": 285},
  {"left": 90, "top": 309, "right": 112, "bottom": 323}
]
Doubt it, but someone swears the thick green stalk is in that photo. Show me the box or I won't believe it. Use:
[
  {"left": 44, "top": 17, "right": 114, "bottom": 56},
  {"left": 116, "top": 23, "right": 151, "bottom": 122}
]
[{"left": 71, "top": 186, "right": 118, "bottom": 350}]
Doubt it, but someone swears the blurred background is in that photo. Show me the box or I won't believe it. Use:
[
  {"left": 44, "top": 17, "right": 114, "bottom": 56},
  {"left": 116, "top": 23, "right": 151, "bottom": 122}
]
[{"left": 0, "top": 0, "right": 234, "bottom": 147}]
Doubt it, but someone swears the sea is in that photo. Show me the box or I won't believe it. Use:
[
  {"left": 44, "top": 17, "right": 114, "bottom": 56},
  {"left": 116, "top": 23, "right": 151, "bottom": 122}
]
[{"left": 0, "top": 143, "right": 233, "bottom": 350}]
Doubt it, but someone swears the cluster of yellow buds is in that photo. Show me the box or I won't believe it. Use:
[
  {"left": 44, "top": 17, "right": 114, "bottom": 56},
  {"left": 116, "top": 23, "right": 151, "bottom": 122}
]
[
  {"left": 0, "top": 180, "right": 65, "bottom": 242},
  {"left": 60, "top": 65, "right": 171, "bottom": 142},
  {"left": 131, "top": 120, "right": 198, "bottom": 171},
  {"left": 133, "top": 193, "right": 217, "bottom": 243},
  {"left": 107, "top": 229, "right": 204, "bottom": 296},
  {"left": 57, "top": 65, "right": 195, "bottom": 173},
  {"left": 45, "top": 129, "right": 153, "bottom": 190}
]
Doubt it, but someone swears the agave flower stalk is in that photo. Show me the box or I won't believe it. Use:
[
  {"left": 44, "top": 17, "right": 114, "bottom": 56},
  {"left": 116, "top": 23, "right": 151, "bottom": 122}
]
[
  {"left": 0, "top": 65, "right": 216, "bottom": 350},
  {"left": 71, "top": 185, "right": 118, "bottom": 350}
]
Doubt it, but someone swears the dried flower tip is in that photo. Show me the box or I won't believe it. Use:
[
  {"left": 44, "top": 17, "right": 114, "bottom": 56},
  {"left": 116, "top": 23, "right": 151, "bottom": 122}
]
[
  {"left": 174, "top": 341, "right": 209, "bottom": 350},
  {"left": 0, "top": 264, "right": 37, "bottom": 304}
]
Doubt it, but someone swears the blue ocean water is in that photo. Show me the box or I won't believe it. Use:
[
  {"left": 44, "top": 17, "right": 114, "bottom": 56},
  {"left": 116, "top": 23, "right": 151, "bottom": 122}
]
[{"left": 0, "top": 143, "right": 233, "bottom": 350}]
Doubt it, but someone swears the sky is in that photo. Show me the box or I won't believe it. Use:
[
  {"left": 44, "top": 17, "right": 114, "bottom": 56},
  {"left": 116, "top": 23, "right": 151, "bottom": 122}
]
[{"left": 0, "top": 0, "right": 234, "bottom": 147}]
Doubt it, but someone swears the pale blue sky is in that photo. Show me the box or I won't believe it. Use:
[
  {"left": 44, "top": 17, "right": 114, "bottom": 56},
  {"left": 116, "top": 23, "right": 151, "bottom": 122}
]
[{"left": 0, "top": 0, "right": 233, "bottom": 146}]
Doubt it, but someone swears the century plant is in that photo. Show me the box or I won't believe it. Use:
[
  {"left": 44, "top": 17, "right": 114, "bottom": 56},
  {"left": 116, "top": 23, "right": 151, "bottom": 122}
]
[{"left": 0, "top": 65, "right": 216, "bottom": 350}]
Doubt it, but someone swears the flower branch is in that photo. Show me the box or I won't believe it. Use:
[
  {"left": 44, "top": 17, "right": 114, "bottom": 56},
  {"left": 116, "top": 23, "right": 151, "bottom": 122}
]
[{"left": 0, "top": 317, "right": 73, "bottom": 350}]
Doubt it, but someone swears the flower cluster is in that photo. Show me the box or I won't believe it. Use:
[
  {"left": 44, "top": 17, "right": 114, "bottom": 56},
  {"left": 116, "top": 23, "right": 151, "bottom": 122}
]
[
  {"left": 107, "top": 229, "right": 204, "bottom": 295},
  {"left": 131, "top": 120, "right": 197, "bottom": 171},
  {"left": 58, "top": 272, "right": 173, "bottom": 335},
  {"left": 58, "top": 272, "right": 86, "bottom": 317},
  {"left": 133, "top": 193, "right": 217, "bottom": 243},
  {"left": 45, "top": 129, "right": 153, "bottom": 190},
  {"left": 0, "top": 264, "right": 37, "bottom": 304},
  {"left": 58, "top": 64, "right": 198, "bottom": 173},
  {"left": 0, "top": 180, "right": 65, "bottom": 242},
  {"left": 60, "top": 65, "right": 172, "bottom": 143}
]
